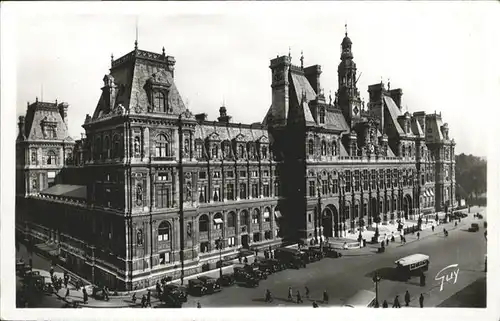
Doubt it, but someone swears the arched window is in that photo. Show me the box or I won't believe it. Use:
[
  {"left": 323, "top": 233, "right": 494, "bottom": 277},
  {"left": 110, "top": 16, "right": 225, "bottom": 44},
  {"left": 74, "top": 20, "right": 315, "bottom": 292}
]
[
  {"left": 31, "top": 149, "right": 38, "bottom": 164},
  {"left": 321, "top": 140, "right": 327, "bottom": 156},
  {"left": 332, "top": 141, "right": 338, "bottom": 156},
  {"left": 263, "top": 207, "right": 271, "bottom": 222},
  {"left": 308, "top": 139, "right": 314, "bottom": 155},
  {"left": 184, "top": 138, "right": 190, "bottom": 157},
  {"left": 222, "top": 141, "right": 231, "bottom": 158},
  {"left": 211, "top": 145, "right": 219, "bottom": 159},
  {"left": 158, "top": 221, "right": 171, "bottom": 242},
  {"left": 154, "top": 91, "right": 166, "bottom": 112},
  {"left": 252, "top": 209, "right": 260, "bottom": 224},
  {"left": 213, "top": 213, "right": 223, "bottom": 230},
  {"left": 240, "top": 210, "right": 249, "bottom": 227},
  {"left": 47, "top": 150, "right": 57, "bottom": 165},
  {"left": 155, "top": 134, "right": 169, "bottom": 157},
  {"left": 227, "top": 212, "right": 236, "bottom": 228},
  {"left": 137, "top": 229, "right": 143, "bottom": 245},
  {"left": 238, "top": 145, "right": 245, "bottom": 159},
  {"left": 113, "top": 135, "right": 120, "bottom": 158},
  {"left": 103, "top": 136, "right": 110, "bottom": 159},
  {"left": 261, "top": 146, "right": 268, "bottom": 159},
  {"left": 199, "top": 214, "right": 209, "bottom": 232},
  {"left": 319, "top": 107, "right": 326, "bottom": 124}
]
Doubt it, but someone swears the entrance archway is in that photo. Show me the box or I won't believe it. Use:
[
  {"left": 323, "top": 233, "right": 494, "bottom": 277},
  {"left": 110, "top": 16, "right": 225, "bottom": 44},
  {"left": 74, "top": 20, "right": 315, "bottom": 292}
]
[
  {"left": 403, "top": 194, "right": 412, "bottom": 220},
  {"left": 322, "top": 207, "right": 333, "bottom": 238}
]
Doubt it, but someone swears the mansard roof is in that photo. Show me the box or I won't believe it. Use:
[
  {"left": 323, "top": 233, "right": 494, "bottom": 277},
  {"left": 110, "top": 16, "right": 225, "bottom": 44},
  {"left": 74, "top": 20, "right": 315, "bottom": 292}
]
[
  {"left": 194, "top": 121, "right": 269, "bottom": 143},
  {"left": 21, "top": 100, "right": 71, "bottom": 141}
]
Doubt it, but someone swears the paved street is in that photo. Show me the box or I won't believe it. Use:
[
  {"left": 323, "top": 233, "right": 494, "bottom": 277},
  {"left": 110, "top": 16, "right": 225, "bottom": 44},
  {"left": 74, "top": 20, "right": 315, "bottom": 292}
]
[
  {"left": 183, "top": 206, "right": 487, "bottom": 308},
  {"left": 16, "top": 206, "right": 487, "bottom": 308}
]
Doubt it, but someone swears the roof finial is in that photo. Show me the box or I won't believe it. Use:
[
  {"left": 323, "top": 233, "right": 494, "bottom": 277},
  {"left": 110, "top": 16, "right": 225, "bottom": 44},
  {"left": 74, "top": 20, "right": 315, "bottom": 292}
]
[
  {"left": 329, "top": 90, "right": 332, "bottom": 105},
  {"left": 288, "top": 46, "right": 291, "bottom": 60},
  {"left": 345, "top": 23, "right": 348, "bottom": 36},
  {"left": 162, "top": 46, "right": 165, "bottom": 56},
  {"left": 388, "top": 78, "right": 391, "bottom": 90},
  {"left": 134, "top": 17, "right": 139, "bottom": 50},
  {"left": 300, "top": 50, "right": 304, "bottom": 69},
  {"left": 111, "top": 53, "right": 114, "bottom": 64}
]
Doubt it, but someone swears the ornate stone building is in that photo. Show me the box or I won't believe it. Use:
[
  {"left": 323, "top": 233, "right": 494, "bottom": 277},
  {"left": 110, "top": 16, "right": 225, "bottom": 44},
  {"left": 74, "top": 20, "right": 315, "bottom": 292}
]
[{"left": 16, "top": 31, "right": 456, "bottom": 290}]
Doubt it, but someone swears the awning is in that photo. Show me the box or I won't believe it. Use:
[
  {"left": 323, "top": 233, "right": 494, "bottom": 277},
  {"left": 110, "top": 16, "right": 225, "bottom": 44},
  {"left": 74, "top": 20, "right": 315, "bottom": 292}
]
[
  {"left": 213, "top": 218, "right": 223, "bottom": 224},
  {"left": 274, "top": 211, "right": 282, "bottom": 219},
  {"left": 263, "top": 211, "right": 270, "bottom": 218}
]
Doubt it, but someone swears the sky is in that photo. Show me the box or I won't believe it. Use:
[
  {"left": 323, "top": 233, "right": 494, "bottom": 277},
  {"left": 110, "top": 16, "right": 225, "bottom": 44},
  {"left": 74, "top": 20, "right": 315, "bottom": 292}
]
[{"left": 7, "top": 2, "right": 500, "bottom": 157}]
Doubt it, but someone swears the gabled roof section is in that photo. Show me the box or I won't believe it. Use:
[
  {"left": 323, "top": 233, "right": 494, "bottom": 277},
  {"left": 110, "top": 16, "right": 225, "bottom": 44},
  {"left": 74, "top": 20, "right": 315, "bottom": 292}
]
[
  {"left": 383, "top": 95, "right": 405, "bottom": 136},
  {"left": 23, "top": 101, "right": 70, "bottom": 141}
]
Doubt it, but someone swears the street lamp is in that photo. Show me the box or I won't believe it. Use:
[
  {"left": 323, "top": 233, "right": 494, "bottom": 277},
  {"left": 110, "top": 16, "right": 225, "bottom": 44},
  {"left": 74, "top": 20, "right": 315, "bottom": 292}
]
[
  {"left": 216, "top": 237, "right": 223, "bottom": 278},
  {"left": 372, "top": 272, "right": 382, "bottom": 307}
]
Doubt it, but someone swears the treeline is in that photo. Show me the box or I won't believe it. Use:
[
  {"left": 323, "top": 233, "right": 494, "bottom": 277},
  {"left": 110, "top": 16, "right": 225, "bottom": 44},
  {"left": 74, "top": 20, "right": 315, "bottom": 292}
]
[{"left": 455, "top": 153, "right": 487, "bottom": 202}]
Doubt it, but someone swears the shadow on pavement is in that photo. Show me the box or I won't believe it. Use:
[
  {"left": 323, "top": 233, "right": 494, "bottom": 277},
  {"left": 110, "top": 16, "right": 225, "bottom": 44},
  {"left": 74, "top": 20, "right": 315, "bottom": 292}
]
[{"left": 366, "top": 267, "right": 406, "bottom": 283}]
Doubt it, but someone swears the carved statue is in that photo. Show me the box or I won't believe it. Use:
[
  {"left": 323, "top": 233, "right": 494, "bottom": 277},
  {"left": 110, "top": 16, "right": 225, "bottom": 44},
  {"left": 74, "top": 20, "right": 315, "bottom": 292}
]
[
  {"left": 136, "top": 184, "right": 143, "bottom": 206},
  {"left": 134, "top": 137, "right": 140, "bottom": 156}
]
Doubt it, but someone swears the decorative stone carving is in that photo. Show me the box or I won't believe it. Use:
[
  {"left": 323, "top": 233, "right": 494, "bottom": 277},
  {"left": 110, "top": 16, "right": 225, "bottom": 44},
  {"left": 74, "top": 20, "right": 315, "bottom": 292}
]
[{"left": 136, "top": 184, "right": 143, "bottom": 206}]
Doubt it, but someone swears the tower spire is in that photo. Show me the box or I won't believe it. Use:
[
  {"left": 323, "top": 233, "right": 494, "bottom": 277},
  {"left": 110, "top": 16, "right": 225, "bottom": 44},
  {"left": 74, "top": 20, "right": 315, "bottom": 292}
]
[
  {"left": 345, "top": 23, "right": 348, "bottom": 36},
  {"left": 134, "top": 17, "right": 139, "bottom": 50}
]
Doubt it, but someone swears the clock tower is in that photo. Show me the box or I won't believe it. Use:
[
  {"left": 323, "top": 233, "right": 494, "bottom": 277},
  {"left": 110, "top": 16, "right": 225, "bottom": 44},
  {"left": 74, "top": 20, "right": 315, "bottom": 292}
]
[{"left": 336, "top": 25, "right": 363, "bottom": 128}]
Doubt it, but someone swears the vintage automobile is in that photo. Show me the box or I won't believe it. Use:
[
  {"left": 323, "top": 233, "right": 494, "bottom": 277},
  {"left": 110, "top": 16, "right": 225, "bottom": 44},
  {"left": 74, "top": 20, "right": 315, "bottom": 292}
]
[
  {"left": 395, "top": 253, "right": 430, "bottom": 281},
  {"left": 274, "top": 248, "right": 307, "bottom": 269},
  {"left": 235, "top": 265, "right": 268, "bottom": 280},
  {"left": 187, "top": 279, "right": 207, "bottom": 296},
  {"left": 162, "top": 284, "right": 188, "bottom": 302},
  {"left": 343, "top": 290, "right": 378, "bottom": 308},
  {"left": 161, "top": 292, "right": 184, "bottom": 308},
  {"left": 255, "top": 259, "right": 284, "bottom": 274},
  {"left": 304, "top": 247, "right": 326, "bottom": 262},
  {"left": 197, "top": 276, "right": 222, "bottom": 294},
  {"left": 233, "top": 270, "right": 260, "bottom": 288},
  {"left": 469, "top": 223, "right": 480, "bottom": 232},
  {"left": 218, "top": 273, "right": 235, "bottom": 287}
]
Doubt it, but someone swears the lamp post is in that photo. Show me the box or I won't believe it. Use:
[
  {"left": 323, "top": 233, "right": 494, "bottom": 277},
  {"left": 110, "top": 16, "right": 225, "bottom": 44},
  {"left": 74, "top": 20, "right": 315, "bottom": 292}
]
[
  {"left": 372, "top": 272, "right": 382, "bottom": 307},
  {"left": 217, "top": 237, "right": 223, "bottom": 278}
]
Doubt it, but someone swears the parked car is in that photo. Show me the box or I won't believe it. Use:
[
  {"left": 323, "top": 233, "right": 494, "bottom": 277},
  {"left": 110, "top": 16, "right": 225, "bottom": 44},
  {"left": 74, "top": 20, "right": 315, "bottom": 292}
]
[
  {"left": 233, "top": 271, "right": 259, "bottom": 288},
  {"left": 218, "top": 274, "right": 235, "bottom": 287},
  {"left": 162, "top": 284, "right": 188, "bottom": 302},
  {"left": 468, "top": 223, "right": 480, "bottom": 232},
  {"left": 161, "top": 292, "right": 183, "bottom": 308},
  {"left": 304, "top": 247, "right": 325, "bottom": 262},
  {"left": 197, "top": 276, "right": 222, "bottom": 294},
  {"left": 187, "top": 279, "right": 207, "bottom": 296}
]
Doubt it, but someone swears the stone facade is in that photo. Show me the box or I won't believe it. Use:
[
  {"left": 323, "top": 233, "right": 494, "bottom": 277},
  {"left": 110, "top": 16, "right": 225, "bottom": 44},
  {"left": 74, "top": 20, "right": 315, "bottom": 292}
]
[{"left": 16, "top": 31, "right": 456, "bottom": 291}]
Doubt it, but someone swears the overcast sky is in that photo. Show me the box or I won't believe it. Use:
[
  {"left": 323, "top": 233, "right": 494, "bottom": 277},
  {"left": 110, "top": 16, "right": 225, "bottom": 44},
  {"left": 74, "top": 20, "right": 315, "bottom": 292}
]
[{"left": 7, "top": 2, "right": 500, "bottom": 157}]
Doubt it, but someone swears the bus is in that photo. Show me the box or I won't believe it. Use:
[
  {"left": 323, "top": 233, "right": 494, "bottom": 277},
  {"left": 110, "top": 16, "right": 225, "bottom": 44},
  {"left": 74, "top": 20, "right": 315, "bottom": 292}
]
[{"left": 395, "top": 254, "right": 430, "bottom": 280}]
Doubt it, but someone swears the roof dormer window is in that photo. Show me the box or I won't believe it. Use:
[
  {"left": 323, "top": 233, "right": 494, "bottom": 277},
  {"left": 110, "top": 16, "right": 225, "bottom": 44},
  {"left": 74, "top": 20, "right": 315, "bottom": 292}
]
[
  {"left": 153, "top": 91, "right": 166, "bottom": 112},
  {"left": 319, "top": 107, "right": 325, "bottom": 124}
]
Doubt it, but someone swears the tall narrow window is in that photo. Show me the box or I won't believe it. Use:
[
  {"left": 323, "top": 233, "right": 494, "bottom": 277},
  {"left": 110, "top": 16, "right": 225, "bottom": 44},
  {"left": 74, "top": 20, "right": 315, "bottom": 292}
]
[
  {"left": 47, "top": 150, "right": 57, "bottom": 165},
  {"left": 196, "top": 143, "right": 203, "bottom": 159},
  {"left": 321, "top": 141, "right": 327, "bottom": 156},
  {"left": 154, "top": 91, "right": 165, "bottom": 112},
  {"left": 156, "top": 184, "right": 170, "bottom": 208},
  {"left": 319, "top": 107, "right": 326, "bottom": 124},
  {"left": 155, "top": 134, "right": 169, "bottom": 157},
  {"left": 308, "top": 139, "right": 314, "bottom": 156},
  {"left": 158, "top": 221, "right": 171, "bottom": 242},
  {"left": 261, "top": 146, "right": 268, "bottom": 159}
]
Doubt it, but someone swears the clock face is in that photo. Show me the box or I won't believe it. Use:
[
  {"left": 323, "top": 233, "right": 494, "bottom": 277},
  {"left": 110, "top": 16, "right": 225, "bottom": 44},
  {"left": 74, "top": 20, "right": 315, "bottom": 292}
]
[{"left": 353, "top": 105, "right": 359, "bottom": 116}]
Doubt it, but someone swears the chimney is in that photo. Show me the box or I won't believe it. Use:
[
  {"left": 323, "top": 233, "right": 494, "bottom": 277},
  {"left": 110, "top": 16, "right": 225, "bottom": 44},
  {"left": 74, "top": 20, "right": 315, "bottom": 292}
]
[
  {"left": 217, "top": 106, "right": 232, "bottom": 123},
  {"left": 195, "top": 113, "right": 208, "bottom": 123},
  {"left": 58, "top": 102, "right": 69, "bottom": 122},
  {"left": 389, "top": 88, "right": 403, "bottom": 110},
  {"left": 304, "top": 65, "right": 322, "bottom": 96},
  {"left": 368, "top": 82, "right": 385, "bottom": 132},
  {"left": 18, "top": 116, "right": 26, "bottom": 139}
]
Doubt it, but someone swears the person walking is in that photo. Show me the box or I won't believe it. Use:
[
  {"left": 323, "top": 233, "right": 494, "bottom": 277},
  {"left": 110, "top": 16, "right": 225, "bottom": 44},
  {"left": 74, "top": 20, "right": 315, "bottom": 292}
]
[
  {"left": 288, "top": 287, "right": 293, "bottom": 302},
  {"left": 197, "top": 302, "right": 202, "bottom": 308},
  {"left": 156, "top": 281, "right": 162, "bottom": 297},
  {"left": 131, "top": 292, "right": 137, "bottom": 304},
  {"left": 392, "top": 295, "right": 401, "bottom": 308},
  {"left": 65, "top": 287, "right": 70, "bottom": 298},
  {"left": 82, "top": 288, "right": 88, "bottom": 304},
  {"left": 305, "top": 286, "right": 310, "bottom": 299},
  {"left": 417, "top": 232, "right": 420, "bottom": 240},
  {"left": 49, "top": 265, "right": 55, "bottom": 278},
  {"left": 419, "top": 293, "right": 424, "bottom": 308},
  {"left": 312, "top": 301, "right": 319, "bottom": 308},
  {"left": 141, "top": 294, "right": 147, "bottom": 308},
  {"left": 147, "top": 289, "right": 151, "bottom": 307},
  {"left": 382, "top": 300, "right": 388, "bottom": 308},
  {"left": 431, "top": 225, "right": 435, "bottom": 232},
  {"left": 386, "top": 238, "right": 389, "bottom": 247},
  {"left": 323, "top": 290, "right": 329, "bottom": 304},
  {"left": 404, "top": 290, "right": 411, "bottom": 307},
  {"left": 265, "top": 289, "right": 272, "bottom": 303},
  {"left": 296, "top": 290, "right": 303, "bottom": 304}
]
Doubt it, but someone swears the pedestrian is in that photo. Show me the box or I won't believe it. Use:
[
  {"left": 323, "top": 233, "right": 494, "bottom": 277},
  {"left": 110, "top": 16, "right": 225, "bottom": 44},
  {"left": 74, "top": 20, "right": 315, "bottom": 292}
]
[
  {"left": 417, "top": 232, "right": 420, "bottom": 240},
  {"left": 400, "top": 235, "right": 403, "bottom": 243},
  {"left": 141, "top": 294, "right": 147, "bottom": 308},
  {"left": 64, "top": 278, "right": 68, "bottom": 289},
  {"left": 82, "top": 288, "right": 88, "bottom": 304},
  {"left": 156, "top": 281, "right": 162, "bottom": 297},
  {"left": 419, "top": 293, "right": 424, "bottom": 308},
  {"left": 147, "top": 289, "right": 151, "bottom": 307},
  {"left": 305, "top": 286, "right": 310, "bottom": 299},
  {"left": 65, "top": 287, "right": 70, "bottom": 298},
  {"left": 265, "top": 289, "right": 272, "bottom": 303},
  {"left": 312, "top": 301, "right": 319, "bottom": 308},
  {"left": 323, "top": 290, "right": 329, "bottom": 304},
  {"left": 288, "top": 287, "right": 293, "bottom": 302},
  {"left": 403, "top": 236, "right": 407, "bottom": 244},
  {"left": 391, "top": 235, "right": 395, "bottom": 242},
  {"left": 404, "top": 290, "right": 411, "bottom": 306},
  {"left": 131, "top": 293, "right": 137, "bottom": 304},
  {"left": 386, "top": 239, "right": 389, "bottom": 247},
  {"left": 197, "top": 302, "right": 201, "bottom": 308},
  {"left": 296, "top": 290, "right": 303, "bottom": 304},
  {"left": 343, "top": 242, "right": 348, "bottom": 250},
  {"left": 29, "top": 258, "right": 33, "bottom": 269},
  {"left": 431, "top": 225, "right": 435, "bottom": 232},
  {"left": 50, "top": 265, "right": 54, "bottom": 277},
  {"left": 392, "top": 295, "right": 401, "bottom": 308},
  {"left": 382, "top": 300, "right": 388, "bottom": 308}
]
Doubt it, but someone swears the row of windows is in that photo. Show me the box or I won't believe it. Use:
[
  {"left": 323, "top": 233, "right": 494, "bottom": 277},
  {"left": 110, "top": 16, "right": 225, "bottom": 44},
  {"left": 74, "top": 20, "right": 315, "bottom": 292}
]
[
  {"left": 200, "top": 142, "right": 269, "bottom": 160},
  {"left": 308, "top": 139, "right": 339, "bottom": 156},
  {"left": 197, "top": 181, "right": 278, "bottom": 203},
  {"left": 30, "top": 149, "right": 73, "bottom": 166}
]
